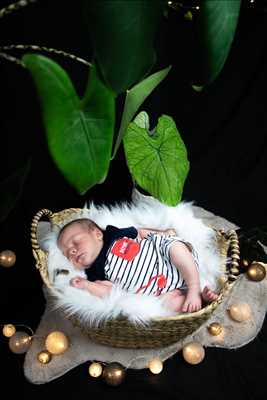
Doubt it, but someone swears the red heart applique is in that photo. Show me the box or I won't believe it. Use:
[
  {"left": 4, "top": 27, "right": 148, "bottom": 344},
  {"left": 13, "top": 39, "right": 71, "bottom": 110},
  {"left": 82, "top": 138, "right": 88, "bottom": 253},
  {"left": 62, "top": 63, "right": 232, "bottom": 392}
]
[{"left": 111, "top": 238, "right": 140, "bottom": 261}]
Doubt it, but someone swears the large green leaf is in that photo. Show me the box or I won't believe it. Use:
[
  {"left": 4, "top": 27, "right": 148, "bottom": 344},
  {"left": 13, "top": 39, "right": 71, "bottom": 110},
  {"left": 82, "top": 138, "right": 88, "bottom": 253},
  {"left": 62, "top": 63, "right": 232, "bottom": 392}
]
[
  {"left": 23, "top": 55, "right": 115, "bottom": 194},
  {"left": 123, "top": 112, "right": 189, "bottom": 206},
  {"left": 112, "top": 65, "right": 172, "bottom": 159},
  {"left": 193, "top": 0, "right": 241, "bottom": 88},
  {"left": 0, "top": 159, "right": 31, "bottom": 223},
  {"left": 83, "top": 0, "right": 163, "bottom": 94}
]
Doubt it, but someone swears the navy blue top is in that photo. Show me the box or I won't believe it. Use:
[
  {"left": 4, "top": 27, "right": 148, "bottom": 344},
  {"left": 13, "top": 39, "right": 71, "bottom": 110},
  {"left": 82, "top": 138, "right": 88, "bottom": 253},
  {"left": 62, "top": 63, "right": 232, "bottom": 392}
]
[{"left": 85, "top": 225, "right": 138, "bottom": 281}]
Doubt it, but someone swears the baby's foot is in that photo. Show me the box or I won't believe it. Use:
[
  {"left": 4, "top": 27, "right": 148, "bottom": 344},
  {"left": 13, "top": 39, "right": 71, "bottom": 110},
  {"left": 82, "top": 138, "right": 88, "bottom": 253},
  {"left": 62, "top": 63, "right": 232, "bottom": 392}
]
[
  {"left": 182, "top": 290, "right": 202, "bottom": 313},
  {"left": 70, "top": 276, "right": 88, "bottom": 290},
  {"left": 202, "top": 286, "right": 218, "bottom": 303}
]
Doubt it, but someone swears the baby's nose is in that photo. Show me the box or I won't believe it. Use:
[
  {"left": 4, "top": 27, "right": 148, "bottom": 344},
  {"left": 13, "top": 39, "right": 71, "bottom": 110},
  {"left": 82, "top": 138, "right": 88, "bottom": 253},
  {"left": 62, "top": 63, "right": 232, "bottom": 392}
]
[{"left": 70, "top": 248, "right": 77, "bottom": 255}]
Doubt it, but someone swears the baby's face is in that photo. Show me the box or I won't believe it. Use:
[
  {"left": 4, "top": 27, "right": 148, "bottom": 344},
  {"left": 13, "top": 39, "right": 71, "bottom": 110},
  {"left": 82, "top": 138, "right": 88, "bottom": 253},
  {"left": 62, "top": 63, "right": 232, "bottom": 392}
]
[{"left": 58, "top": 223, "right": 103, "bottom": 270}]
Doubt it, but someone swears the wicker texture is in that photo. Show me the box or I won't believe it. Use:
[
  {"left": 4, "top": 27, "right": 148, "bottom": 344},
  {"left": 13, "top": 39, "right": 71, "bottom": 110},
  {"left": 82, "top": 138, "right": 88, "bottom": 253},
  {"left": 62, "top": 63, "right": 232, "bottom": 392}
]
[{"left": 31, "top": 208, "right": 240, "bottom": 349}]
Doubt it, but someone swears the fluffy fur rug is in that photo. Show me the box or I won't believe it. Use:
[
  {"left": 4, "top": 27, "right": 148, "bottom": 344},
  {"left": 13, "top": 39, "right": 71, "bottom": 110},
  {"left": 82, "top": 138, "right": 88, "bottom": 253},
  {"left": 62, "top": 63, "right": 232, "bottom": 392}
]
[{"left": 39, "top": 190, "right": 225, "bottom": 325}]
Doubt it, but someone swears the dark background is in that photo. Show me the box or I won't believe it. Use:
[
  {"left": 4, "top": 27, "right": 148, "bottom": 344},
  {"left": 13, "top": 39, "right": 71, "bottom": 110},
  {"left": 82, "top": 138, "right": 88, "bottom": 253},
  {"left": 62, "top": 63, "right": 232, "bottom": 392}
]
[{"left": 0, "top": 0, "right": 267, "bottom": 398}]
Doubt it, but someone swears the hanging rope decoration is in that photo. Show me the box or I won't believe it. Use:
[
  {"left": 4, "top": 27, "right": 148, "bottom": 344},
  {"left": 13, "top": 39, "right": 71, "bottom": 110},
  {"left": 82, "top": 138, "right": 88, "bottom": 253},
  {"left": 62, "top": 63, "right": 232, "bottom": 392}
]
[
  {"left": 0, "top": 0, "right": 38, "bottom": 19},
  {"left": 0, "top": 0, "right": 92, "bottom": 69},
  {"left": 0, "top": 44, "right": 92, "bottom": 68}
]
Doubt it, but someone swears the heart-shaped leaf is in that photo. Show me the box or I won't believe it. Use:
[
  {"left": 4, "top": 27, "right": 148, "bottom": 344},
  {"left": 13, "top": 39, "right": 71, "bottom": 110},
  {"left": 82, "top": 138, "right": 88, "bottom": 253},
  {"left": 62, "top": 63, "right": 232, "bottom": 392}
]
[
  {"left": 112, "top": 65, "right": 171, "bottom": 158},
  {"left": 23, "top": 55, "right": 115, "bottom": 194},
  {"left": 83, "top": 0, "right": 163, "bottom": 94},
  {"left": 193, "top": 0, "right": 241, "bottom": 88},
  {"left": 123, "top": 112, "right": 189, "bottom": 205}
]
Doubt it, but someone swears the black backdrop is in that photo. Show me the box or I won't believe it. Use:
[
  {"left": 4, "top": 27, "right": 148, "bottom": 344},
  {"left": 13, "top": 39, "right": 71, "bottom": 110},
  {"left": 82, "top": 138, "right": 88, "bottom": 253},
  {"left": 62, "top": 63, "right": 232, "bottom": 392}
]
[{"left": 0, "top": 1, "right": 267, "bottom": 398}]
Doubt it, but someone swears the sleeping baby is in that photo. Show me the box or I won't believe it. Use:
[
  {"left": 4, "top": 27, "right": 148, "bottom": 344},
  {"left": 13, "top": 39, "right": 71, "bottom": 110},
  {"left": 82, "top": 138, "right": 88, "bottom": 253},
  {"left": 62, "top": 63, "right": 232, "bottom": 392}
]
[{"left": 57, "top": 218, "right": 218, "bottom": 313}]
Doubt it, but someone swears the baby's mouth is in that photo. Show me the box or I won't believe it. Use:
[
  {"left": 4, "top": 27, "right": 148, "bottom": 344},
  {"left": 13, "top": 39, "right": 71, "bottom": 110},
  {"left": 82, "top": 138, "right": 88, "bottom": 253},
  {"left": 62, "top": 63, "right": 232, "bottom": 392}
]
[{"left": 76, "top": 253, "right": 86, "bottom": 264}]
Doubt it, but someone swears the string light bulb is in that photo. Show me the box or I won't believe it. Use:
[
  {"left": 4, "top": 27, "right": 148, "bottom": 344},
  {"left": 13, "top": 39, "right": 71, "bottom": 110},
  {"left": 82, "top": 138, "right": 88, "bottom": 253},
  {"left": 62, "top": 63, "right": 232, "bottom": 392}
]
[
  {"left": 182, "top": 342, "right": 205, "bottom": 365},
  {"left": 45, "top": 331, "right": 69, "bottom": 355},
  {"left": 102, "top": 362, "right": 126, "bottom": 386},
  {"left": 228, "top": 303, "right": 251, "bottom": 322},
  {"left": 0, "top": 250, "right": 16, "bottom": 267},
  {"left": 148, "top": 358, "right": 163, "bottom": 374},
  {"left": 37, "top": 350, "right": 52, "bottom": 364},
  {"left": 88, "top": 362, "right": 103, "bottom": 378},
  {"left": 2, "top": 324, "right": 16, "bottom": 337},
  {"left": 8, "top": 331, "right": 32, "bottom": 354}
]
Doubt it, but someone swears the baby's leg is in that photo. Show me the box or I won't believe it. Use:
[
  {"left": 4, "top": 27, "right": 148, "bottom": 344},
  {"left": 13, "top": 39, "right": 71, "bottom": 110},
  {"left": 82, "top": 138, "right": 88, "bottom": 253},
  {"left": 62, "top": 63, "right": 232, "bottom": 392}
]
[
  {"left": 160, "top": 289, "right": 186, "bottom": 313},
  {"left": 169, "top": 241, "right": 202, "bottom": 312}
]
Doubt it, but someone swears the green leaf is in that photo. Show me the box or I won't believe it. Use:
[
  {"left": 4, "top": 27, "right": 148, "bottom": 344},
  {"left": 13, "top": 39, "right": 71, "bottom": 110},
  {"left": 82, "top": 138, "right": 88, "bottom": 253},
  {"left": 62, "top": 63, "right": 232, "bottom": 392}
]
[
  {"left": 83, "top": 0, "right": 163, "bottom": 94},
  {"left": 123, "top": 112, "right": 189, "bottom": 206},
  {"left": 23, "top": 55, "right": 115, "bottom": 194},
  {"left": 192, "top": 0, "right": 241, "bottom": 88},
  {"left": 0, "top": 159, "right": 31, "bottom": 223},
  {"left": 112, "top": 65, "right": 172, "bottom": 159}
]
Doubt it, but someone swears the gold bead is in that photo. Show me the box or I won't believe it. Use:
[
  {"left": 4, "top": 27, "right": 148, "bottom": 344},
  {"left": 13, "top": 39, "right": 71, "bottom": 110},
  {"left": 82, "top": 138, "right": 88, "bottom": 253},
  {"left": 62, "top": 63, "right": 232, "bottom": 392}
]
[
  {"left": 148, "top": 358, "right": 163, "bottom": 374},
  {"left": 0, "top": 250, "right": 16, "bottom": 267},
  {"left": 88, "top": 362, "right": 103, "bottom": 378},
  {"left": 182, "top": 342, "right": 205, "bottom": 365},
  {"left": 2, "top": 324, "right": 16, "bottom": 337},
  {"left": 247, "top": 262, "right": 266, "bottom": 282},
  {"left": 8, "top": 331, "right": 32, "bottom": 354},
  {"left": 45, "top": 331, "right": 69, "bottom": 355},
  {"left": 207, "top": 322, "right": 223, "bottom": 336},
  {"left": 37, "top": 350, "right": 52, "bottom": 364},
  {"left": 102, "top": 362, "right": 126, "bottom": 386},
  {"left": 228, "top": 303, "right": 251, "bottom": 322}
]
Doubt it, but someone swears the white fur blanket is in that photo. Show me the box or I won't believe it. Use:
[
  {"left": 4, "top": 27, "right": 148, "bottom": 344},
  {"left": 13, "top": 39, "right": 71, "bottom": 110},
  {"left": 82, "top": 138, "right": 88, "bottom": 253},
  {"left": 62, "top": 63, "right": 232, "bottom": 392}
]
[{"left": 38, "top": 190, "right": 224, "bottom": 325}]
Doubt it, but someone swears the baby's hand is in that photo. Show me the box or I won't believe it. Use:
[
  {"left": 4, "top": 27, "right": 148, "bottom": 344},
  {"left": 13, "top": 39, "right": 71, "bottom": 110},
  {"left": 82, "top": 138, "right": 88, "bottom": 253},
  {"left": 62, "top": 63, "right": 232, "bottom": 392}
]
[
  {"left": 182, "top": 290, "right": 202, "bottom": 313},
  {"left": 70, "top": 276, "right": 88, "bottom": 289}
]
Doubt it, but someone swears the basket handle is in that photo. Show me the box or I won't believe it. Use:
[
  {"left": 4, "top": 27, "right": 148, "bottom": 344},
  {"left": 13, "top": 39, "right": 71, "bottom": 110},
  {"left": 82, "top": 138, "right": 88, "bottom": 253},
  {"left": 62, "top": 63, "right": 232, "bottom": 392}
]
[{"left": 31, "top": 209, "right": 53, "bottom": 250}]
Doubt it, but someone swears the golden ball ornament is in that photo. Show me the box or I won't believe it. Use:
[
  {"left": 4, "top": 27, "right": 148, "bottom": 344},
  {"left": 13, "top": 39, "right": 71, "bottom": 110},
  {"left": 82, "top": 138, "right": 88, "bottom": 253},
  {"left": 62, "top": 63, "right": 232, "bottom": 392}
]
[
  {"left": 37, "top": 350, "right": 52, "bottom": 364},
  {"left": 88, "top": 362, "right": 103, "bottom": 378},
  {"left": 148, "top": 358, "right": 163, "bottom": 374},
  {"left": 45, "top": 331, "right": 69, "bottom": 355},
  {"left": 207, "top": 322, "right": 223, "bottom": 336},
  {"left": 102, "top": 362, "right": 126, "bottom": 386},
  {"left": 8, "top": 331, "right": 32, "bottom": 354},
  {"left": 228, "top": 303, "right": 251, "bottom": 322},
  {"left": 0, "top": 250, "right": 16, "bottom": 267},
  {"left": 2, "top": 324, "right": 16, "bottom": 337},
  {"left": 247, "top": 262, "right": 266, "bottom": 282},
  {"left": 182, "top": 342, "right": 205, "bottom": 365}
]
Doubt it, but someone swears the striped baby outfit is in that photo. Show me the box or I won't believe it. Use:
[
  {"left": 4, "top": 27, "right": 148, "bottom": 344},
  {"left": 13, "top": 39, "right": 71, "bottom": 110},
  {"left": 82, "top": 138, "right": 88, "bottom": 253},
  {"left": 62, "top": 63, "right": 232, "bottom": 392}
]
[{"left": 104, "top": 233, "right": 199, "bottom": 296}]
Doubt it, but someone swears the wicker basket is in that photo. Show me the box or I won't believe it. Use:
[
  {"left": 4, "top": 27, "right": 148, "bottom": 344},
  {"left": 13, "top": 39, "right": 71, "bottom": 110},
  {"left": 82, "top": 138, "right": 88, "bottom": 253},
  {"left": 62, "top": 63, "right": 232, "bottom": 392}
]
[{"left": 31, "top": 208, "right": 241, "bottom": 349}]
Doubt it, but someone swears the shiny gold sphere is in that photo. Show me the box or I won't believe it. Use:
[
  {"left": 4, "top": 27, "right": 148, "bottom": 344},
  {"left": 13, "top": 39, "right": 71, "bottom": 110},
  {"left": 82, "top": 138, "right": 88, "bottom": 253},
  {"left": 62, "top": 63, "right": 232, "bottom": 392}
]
[
  {"left": 182, "top": 342, "right": 205, "bottom": 365},
  {"left": 0, "top": 250, "right": 16, "bottom": 267},
  {"left": 45, "top": 331, "right": 69, "bottom": 355},
  {"left": 2, "top": 324, "right": 16, "bottom": 337},
  {"left": 148, "top": 358, "right": 163, "bottom": 374},
  {"left": 102, "top": 362, "right": 126, "bottom": 386},
  {"left": 8, "top": 331, "right": 32, "bottom": 354},
  {"left": 207, "top": 322, "right": 223, "bottom": 336},
  {"left": 247, "top": 262, "right": 266, "bottom": 282},
  {"left": 37, "top": 350, "right": 52, "bottom": 364},
  {"left": 88, "top": 362, "right": 103, "bottom": 378},
  {"left": 229, "top": 303, "right": 251, "bottom": 322}
]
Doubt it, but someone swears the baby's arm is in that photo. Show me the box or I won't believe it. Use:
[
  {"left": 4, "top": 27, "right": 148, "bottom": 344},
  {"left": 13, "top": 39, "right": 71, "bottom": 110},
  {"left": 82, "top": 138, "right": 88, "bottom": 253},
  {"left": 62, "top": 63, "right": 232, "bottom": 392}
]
[
  {"left": 138, "top": 228, "right": 176, "bottom": 239},
  {"left": 169, "top": 242, "right": 202, "bottom": 313},
  {"left": 70, "top": 277, "right": 113, "bottom": 298}
]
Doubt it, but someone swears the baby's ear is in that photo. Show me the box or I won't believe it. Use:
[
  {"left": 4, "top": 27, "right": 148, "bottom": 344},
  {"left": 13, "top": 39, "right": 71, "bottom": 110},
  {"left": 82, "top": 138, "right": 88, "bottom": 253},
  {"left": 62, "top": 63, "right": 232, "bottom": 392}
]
[{"left": 95, "top": 228, "right": 103, "bottom": 240}]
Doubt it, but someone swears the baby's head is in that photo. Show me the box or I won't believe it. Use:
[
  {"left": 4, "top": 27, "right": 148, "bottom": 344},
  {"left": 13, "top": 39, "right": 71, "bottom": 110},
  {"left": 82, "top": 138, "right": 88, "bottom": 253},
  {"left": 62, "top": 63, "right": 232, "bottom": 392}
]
[{"left": 57, "top": 218, "right": 103, "bottom": 270}]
